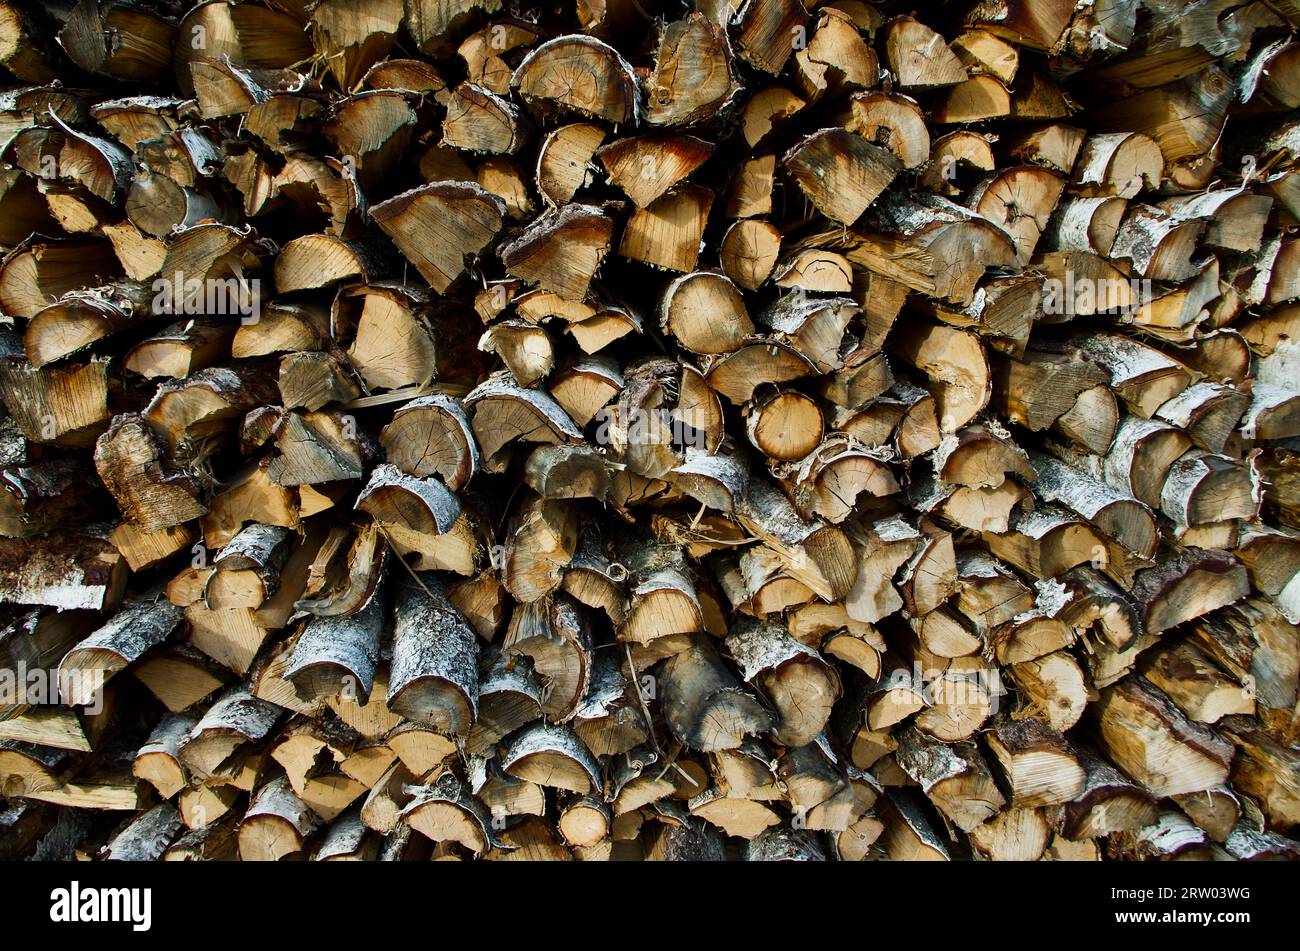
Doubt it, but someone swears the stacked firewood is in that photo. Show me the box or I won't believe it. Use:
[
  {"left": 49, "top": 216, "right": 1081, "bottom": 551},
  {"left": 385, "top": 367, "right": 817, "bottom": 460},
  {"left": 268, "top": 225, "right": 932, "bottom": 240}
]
[{"left": 0, "top": 0, "right": 1298, "bottom": 863}]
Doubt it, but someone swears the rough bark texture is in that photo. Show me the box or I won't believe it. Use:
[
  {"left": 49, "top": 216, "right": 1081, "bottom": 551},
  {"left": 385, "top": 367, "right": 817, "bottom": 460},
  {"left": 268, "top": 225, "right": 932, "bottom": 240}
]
[{"left": 0, "top": 0, "right": 1297, "bottom": 865}]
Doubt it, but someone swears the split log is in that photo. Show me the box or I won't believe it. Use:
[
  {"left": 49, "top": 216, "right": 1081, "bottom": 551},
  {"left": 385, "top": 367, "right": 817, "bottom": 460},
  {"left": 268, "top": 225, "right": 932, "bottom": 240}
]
[
  {"left": 784, "top": 129, "right": 900, "bottom": 226},
  {"left": 285, "top": 595, "right": 384, "bottom": 706},
  {"left": 985, "top": 717, "right": 1084, "bottom": 808},
  {"left": 1093, "top": 678, "right": 1235, "bottom": 798},
  {"left": 1049, "top": 746, "right": 1158, "bottom": 841},
  {"left": 501, "top": 722, "right": 601, "bottom": 796},
  {"left": 501, "top": 204, "right": 613, "bottom": 301},
  {"left": 895, "top": 723, "right": 1003, "bottom": 832},
  {"left": 725, "top": 618, "right": 840, "bottom": 747},
  {"left": 501, "top": 595, "right": 590, "bottom": 723},
  {"left": 370, "top": 182, "right": 505, "bottom": 294},
  {"left": 1131, "top": 549, "right": 1250, "bottom": 636},
  {"left": 387, "top": 578, "right": 478, "bottom": 735},
  {"left": 238, "top": 775, "right": 319, "bottom": 861},
  {"left": 58, "top": 594, "right": 183, "bottom": 705},
  {"left": 511, "top": 36, "right": 637, "bottom": 124},
  {"left": 658, "top": 639, "right": 772, "bottom": 752}
]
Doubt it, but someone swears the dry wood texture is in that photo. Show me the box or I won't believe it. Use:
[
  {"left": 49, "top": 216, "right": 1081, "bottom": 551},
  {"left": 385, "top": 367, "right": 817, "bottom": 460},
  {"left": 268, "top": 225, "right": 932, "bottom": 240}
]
[{"left": 0, "top": 0, "right": 1297, "bottom": 863}]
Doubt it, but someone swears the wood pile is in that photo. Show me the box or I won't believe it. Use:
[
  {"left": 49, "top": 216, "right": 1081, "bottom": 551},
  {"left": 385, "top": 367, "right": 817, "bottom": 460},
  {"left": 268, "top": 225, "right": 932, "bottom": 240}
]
[{"left": 1, "top": 0, "right": 1299, "bottom": 863}]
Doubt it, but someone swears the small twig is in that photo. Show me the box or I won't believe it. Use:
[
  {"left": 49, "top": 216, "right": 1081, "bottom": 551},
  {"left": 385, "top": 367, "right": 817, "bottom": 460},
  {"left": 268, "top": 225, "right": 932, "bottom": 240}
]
[
  {"left": 625, "top": 643, "right": 662, "bottom": 759},
  {"left": 376, "top": 525, "right": 438, "bottom": 601}
]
